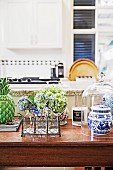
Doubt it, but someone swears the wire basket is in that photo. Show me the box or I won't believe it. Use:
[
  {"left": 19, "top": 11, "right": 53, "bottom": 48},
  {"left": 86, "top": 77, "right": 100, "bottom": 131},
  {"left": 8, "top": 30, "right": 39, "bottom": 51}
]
[{"left": 21, "top": 114, "right": 61, "bottom": 137}]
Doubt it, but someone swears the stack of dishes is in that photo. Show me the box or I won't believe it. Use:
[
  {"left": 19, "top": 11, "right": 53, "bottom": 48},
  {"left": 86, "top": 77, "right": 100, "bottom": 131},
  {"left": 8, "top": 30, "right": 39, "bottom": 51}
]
[{"left": 68, "top": 58, "right": 98, "bottom": 81}]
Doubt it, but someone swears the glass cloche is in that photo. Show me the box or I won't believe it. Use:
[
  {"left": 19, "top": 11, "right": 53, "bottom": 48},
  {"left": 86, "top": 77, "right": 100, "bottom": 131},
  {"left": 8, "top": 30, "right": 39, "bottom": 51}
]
[{"left": 81, "top": 80, "right": 113, "bottom": 136}]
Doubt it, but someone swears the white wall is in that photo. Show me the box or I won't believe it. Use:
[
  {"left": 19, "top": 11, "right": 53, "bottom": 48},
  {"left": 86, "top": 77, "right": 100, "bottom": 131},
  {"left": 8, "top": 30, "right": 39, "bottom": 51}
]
[{"left": 0, "top": 0, "right": 72, "bottom": 78}]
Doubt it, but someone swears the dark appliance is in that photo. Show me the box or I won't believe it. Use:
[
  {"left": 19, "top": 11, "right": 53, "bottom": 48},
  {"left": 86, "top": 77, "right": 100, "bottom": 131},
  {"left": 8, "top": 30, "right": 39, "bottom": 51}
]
[
  {"left": 58, "top": 63, "right": 64, "bottom": 78},
  {"left": 51, "top": 63, "right": 64, "bottom": 78},
  {"left": 51, "top": 65, "right": 56, "bottom": 78},
  {"left": 8, "top": 77, "right": 60, "bottom": 84}
]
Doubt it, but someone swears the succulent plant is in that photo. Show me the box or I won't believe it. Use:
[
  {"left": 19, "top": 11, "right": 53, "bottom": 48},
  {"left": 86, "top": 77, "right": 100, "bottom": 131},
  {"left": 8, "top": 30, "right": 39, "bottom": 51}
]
[{"left": 0, "top": 78, "right": 15, "bottom": 124}]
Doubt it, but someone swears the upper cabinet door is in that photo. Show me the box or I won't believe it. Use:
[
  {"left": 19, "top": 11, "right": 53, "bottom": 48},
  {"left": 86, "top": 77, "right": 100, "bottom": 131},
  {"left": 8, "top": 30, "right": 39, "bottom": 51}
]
[
  {"left": 6, "top": 0, "right": 32, "bottom": 48},
  {"left": 33, "top": 0, "right": 62, "bottom": 48},
  {"left": 6, "top": 0, "right": 62, "bottom": 48}
]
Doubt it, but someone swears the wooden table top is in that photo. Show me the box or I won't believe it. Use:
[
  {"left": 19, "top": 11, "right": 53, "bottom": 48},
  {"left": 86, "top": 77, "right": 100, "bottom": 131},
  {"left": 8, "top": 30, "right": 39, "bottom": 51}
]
[{"left": 0, "top": 120, "right": 113, "bottom": 167}]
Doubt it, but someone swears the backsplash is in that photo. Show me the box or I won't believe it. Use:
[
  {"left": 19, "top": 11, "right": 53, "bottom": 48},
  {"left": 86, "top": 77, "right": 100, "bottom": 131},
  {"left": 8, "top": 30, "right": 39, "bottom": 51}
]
[
  {"left": 0, "top": 59, "right": 61, "bottom": 65},
  {"left": 0, "top": 59, "right": 62, "bottom": 78}
]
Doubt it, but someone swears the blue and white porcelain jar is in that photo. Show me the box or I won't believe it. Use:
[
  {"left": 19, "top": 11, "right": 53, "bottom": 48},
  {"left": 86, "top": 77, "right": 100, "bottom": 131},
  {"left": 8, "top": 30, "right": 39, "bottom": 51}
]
[{"left": 88, "top": 105, "right": 112, "bottom": 135}]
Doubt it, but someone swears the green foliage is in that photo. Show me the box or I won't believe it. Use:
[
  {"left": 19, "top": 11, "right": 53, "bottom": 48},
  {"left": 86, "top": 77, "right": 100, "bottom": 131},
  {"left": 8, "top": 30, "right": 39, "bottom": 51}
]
[
  {"left": 34, "top": 86, "right": 67, "bottom": 113},
  {"left": 0, "top": 78, "right": 10, "bottom": 95},
  {"left": 28, "top": 95, "right": 37, "bottom": 107},
  {"left": 0, "top": 78, "right": 15, "bottom": 124}
]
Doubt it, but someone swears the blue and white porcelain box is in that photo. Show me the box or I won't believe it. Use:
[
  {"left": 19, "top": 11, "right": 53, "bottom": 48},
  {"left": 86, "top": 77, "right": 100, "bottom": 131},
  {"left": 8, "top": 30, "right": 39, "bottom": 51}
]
[{"left": 81, "top": 82, "right": 113, "bottom": 136}]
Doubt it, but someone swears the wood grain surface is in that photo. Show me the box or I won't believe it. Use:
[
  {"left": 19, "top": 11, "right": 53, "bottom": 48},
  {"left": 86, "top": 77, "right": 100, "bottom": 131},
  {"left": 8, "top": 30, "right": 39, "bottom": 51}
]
[{"left": 0, "top": 120, "right": 113, "bottom": 167}]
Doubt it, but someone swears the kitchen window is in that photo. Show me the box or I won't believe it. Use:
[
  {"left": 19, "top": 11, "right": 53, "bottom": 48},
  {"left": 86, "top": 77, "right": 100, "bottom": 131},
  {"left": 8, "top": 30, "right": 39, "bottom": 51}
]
[
  {"left": 73, "top": 0, "right": 96, "bottom": 62},
  {"left": 74, "top": 34, "right": 95, "bottom": 62},
  {"left": 74, "top": 0, "right": 95, "bottom": 6},
  {"left": 73, "top": 10, "right": 95, "bottom": 29}
]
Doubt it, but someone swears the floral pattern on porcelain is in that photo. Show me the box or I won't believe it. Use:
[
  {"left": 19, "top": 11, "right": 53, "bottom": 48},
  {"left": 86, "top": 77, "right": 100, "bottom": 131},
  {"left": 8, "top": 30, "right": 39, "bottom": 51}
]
[{"left": 88, "top": 105, "right": 112, "bottom": 135}]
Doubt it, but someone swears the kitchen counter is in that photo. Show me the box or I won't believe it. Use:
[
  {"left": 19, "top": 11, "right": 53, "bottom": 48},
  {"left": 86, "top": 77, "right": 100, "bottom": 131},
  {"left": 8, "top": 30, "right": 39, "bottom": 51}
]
[
  {"left": 9, "top": 80, "right": 95, "bottom": 97},
  {"left": 10, "top": 88, "right": 84, "bottom": 97}
]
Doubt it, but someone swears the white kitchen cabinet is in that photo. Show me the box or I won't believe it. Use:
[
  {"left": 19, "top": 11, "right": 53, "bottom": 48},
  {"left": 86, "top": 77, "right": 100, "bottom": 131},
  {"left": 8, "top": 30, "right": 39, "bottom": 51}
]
[
  {"left": 6, "top": 0, "right": 32, "bottom": 48},
  {"left": 33, "top": 0, "right": 62, "bottom": 48},
  {"left": 6, "top": 0, "right": 62, "bottom": 48}
]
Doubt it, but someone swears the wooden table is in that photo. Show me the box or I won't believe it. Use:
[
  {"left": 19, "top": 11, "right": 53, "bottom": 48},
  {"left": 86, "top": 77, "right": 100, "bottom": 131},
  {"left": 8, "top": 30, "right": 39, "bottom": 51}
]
[{"left": 0, "top": 120, "right": 113, "bottom": 168}]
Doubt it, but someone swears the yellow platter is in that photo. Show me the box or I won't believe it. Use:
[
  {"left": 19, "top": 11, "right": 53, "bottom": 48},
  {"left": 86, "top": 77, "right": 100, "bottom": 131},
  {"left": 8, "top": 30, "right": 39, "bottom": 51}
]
[{"left": 68, "top": 58, "right": 99, "bottom": 81}]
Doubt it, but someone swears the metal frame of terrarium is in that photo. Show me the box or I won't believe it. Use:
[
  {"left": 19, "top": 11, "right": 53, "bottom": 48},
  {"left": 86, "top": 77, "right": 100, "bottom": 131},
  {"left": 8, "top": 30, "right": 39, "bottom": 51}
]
[{"left": 21, "top": 114, "right": 61, "bottom": 137}]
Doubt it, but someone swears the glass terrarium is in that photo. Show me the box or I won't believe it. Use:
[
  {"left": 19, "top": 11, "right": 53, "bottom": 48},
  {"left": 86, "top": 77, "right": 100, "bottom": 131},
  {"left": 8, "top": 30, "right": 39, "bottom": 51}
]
[{"left": 81, "top": 81, "right": 113, "bottom": 136}]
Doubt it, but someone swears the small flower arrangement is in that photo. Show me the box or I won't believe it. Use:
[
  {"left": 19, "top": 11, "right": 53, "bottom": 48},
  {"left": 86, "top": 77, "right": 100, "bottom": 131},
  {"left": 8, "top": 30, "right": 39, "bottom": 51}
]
[
  {"left": 17, "top": 96, "right": 39, "bottom": 116},
  {"left": 18, "top": 87, "right": 67, "bottom": 119},
  {"left": 34, "top": 86, "right": 67, "bottom": 114},
  {"left": 18, "top": 87, "right": 67, "bottom": 137}
]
